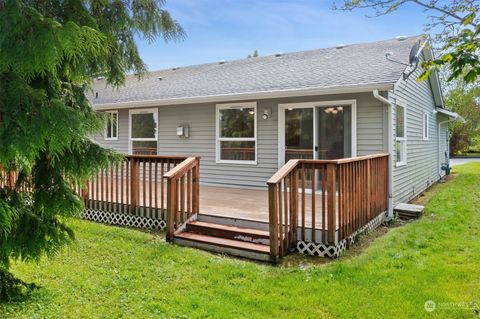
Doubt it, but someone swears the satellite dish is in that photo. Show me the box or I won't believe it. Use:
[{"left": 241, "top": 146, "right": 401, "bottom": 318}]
[{"left": 409, "top": 40, "right": 421, "bottom": 65}]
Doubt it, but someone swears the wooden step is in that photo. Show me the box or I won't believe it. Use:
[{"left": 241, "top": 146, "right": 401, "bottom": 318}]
[
  {"left": 186, "top": 221, "right": 269, "bottom": 244},
  {"left": 174, "top": 232, "right": 270, "bottom": 261},
  {"left": 395, "top": 203, "right": 424, "bottom": 220}
]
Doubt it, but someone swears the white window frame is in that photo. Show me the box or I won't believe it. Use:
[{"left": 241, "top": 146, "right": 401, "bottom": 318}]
[
  {"left": 128, "top": 108, "right": 159, "bottom": 155},
  {"left": 395, "top": 103, "right": 407, "bottom": 167},
  {"left": 277, "top": 99, "right": 357, "bottom": 167},
  {"left": 423, "top": 112, "right": 429, "bottom": 140},
  {"left": 104, "top": 111, "right": 118, "bottom": 140},
  {"left": 215, "top": 102, "right": 257, "bottom": 165}
]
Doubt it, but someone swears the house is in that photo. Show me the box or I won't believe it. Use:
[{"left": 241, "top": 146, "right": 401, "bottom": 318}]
[{"left": 85, "top": 35, "right": 463, "bottom": 262}]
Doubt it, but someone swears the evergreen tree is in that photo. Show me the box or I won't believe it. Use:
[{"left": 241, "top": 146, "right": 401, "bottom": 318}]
[
  {"left": 247, "top": 49, "right": 259, "bottom": 58},
  {"left": 0, "top": 0, "right": 183, "bottom": 299}
]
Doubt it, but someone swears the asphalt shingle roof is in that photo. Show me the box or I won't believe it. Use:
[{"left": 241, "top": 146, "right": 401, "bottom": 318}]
[{"left": 92, "top": 35, "right": 422, "bottom": 106}]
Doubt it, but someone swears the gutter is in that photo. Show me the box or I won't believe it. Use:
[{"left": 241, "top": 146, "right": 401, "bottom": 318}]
[{"left": 372, "top": 89, "right": 394, "bottom": 220}]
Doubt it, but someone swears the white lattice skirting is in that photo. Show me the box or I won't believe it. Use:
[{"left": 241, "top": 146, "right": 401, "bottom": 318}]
[
  {"left": 80, "top": 208, "right": 166, "bottom": 230},
  {"left": 297, "top": 212, "right": 386, "bottom": 258}
]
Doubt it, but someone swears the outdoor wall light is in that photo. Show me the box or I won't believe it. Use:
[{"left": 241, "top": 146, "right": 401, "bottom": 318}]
[
  {"left": 262, "top": 108, "right": 272, "bottom": 120},
  {"left": 177, "top": 125, "right": 189, "bottom": 138}
]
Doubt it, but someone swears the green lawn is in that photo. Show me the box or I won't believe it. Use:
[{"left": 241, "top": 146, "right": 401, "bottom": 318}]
[{"left": 1, "top": 164, "right": 479, "bottom": 318}]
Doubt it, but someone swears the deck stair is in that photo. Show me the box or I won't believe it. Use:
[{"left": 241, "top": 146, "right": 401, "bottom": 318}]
[
  {"left": 173, "top": 215, "right": 271, "bottom": 262},
  {"left": 394, "top": 203, "right": 425, "bottom": 220}
]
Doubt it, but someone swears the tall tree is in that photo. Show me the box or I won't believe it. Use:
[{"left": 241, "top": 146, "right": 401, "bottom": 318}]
[
  {"left": 247, "top": 49, "right": 259, "bottom": 58},
  {"left": 334, "top": 0, "right": 480, "bottom": 83},
  {"left": 444, "top": 83, "right": 480, "bottom": 154},
  {"left": 0, "top": 0, "right": 183, "bottom": 299}
]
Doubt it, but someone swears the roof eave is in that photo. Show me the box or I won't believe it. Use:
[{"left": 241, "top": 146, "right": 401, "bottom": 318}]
[
  {"left": 436, "top": 107, "right": 466, "bottom": 123},
  {"left": 92, "top": 83, "right": 394, "bottom": 110}
]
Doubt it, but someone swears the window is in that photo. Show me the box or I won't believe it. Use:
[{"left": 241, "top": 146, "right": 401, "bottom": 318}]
[
  {"left": 423, "top": 112, "right": 429, "bottom": 140},
  {"left": 129, "top": 108, "right": 158, "bottom": 155},
  {"left": 395, "top": 104, "right": 407, "bottom": 166},
  {"left": 105, "top": 111, "right": 118, "bottom": 140},
  {"left": 216, "top": 102, "right": 257, "bottom": 164}
]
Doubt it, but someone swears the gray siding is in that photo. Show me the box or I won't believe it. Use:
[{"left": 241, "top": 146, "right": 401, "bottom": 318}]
[
  {"left": 93, "top": 92, "right": 386, "bottom": 189},
  {"left": 389, "top": 62, "right": 448, "bottom": 205}
]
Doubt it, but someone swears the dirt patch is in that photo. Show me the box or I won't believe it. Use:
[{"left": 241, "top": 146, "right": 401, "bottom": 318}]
[{"left": 410, "top": 173, "right": 457, "bottom": 206}]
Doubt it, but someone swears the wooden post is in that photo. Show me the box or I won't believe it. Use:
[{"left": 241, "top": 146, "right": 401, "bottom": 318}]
[
  {"left": 166, "top": 177, "right": 177, "bottom": 242},
  {"left": 326, "top": 163, "right": 337, "bottom": 244},
  {"left": 366, "top": 159, "right": 371, "bottom": 220},
  {"left": 268, "top": 183, "right": 279, "bottom": 263},
  {"left": 193, "top": 158, "right": 200, "bottom": 213},
  {"left": 291, "top": 169, "right": 299, "bottom": 247},
  {"left": 81, "top": 184, "right": 89, "bottom": 207},
  {"left": 130, "top": 158, "right": 139, "bottom": 210},
  {"left": 7, "top": 170, "right": 15, "bottom": 189}
]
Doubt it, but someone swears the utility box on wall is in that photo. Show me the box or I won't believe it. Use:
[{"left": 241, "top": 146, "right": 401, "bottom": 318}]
[{"left": 177, "top": 125, "right": 189, "bottom": 138}]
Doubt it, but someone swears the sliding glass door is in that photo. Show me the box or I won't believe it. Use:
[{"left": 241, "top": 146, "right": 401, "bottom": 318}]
[
  {"left": 280, "top": 101, "right": 355, "bottom": 165},
  {"left": 284, "top": 108, "right": 314, "bottom": 161},
  {"left": 316, "top": 104, "right": 352, "bottom": 160}
]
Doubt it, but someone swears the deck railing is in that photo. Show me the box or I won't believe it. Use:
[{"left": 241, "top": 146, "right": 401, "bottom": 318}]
[
  {"left": 164, "top": 157, "right": 200, "bottom": 241},
  {"left": 83, "top": 155, "right": 187, "bottom": 218},
  {"left": 267, "top": 153, "right": 389, "bottom": 260}
]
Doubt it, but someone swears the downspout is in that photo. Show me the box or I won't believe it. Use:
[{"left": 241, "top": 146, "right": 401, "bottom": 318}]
[
  {"left": 437, "top": 119, "right": 453, "bottom": 176},
  {"left": 373, "top": 90, "right": 394, "bottom": 220},
  {"left": 437, "top": 114, "right": 465, "bottom": 176}
]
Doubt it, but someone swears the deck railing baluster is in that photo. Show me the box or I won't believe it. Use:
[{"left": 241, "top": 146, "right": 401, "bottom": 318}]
[{"left": 267, "top": 154, "right": 388, "bottom": 261}]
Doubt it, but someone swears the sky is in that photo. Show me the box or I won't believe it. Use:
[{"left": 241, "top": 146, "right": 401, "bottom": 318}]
[{"left": 137, "top": 0, "right": 432, "bottom": 70}]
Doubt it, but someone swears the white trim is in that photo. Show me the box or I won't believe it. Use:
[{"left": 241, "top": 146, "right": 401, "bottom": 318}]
[
  {"left": 277, "top": 99, "right": 357, "bottom": 167},
  {"left": 215, "top": 102, "right": 257, "bottom": 165},
  {"left": 93, "top": 83, "right": 393, "bottom": 111},
  {"left": 374, "top": 90, "right": 394, "bottom": 220},
  {"left": 395, "top": 103, "right": 407, "bottom": 167},
  {"left": 423, "top": 112, "right": 429, "bottom": 140},
  {"left": 104, "top": 110, "right": 118, "bottom": 140},
  {"left": 128, "top": 108, "right": 159, "bottom": 155},
  {"left": 435, "top": 107, "right": 466, "bottom": 122}
]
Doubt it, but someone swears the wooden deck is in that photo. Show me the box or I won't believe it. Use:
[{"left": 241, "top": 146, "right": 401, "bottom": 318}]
[
  {"left": 77, "top": 154, "right": 388, "bottom": 261},
  {"left": 200, "top": 185, "right": 332, "bottom": 229},
  {"left": 86, "top": 181, "right": 332, "bottom": 229}
]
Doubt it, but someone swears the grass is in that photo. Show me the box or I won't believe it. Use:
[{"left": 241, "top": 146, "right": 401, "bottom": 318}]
[{"left": 1, "top": 163, "right": 479, "bottom": 318}]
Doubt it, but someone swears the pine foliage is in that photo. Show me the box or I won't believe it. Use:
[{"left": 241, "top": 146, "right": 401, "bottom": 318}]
[{"left": 0, "top": 0, "right": 183, "bottom": 297}]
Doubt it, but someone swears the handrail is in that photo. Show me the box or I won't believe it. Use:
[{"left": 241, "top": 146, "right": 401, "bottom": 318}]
[
  {"left": 164, "top": 157, "right": 199, "bottom": 179},
  {"left": 165, "top": 156, "right": 201, "bottom": 241},
  {"left": 297, "top": 153, "right": 389, "bottom": 165},
  {"left": 126, "top": 154, "right": 188, "bottom": 160},
  {"left": 267, "top": 159, "right": 300, "bottom": 185}
]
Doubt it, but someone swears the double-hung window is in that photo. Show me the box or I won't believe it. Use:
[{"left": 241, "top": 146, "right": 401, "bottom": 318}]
[
  {"left": 395, "top": 104, "right": 407, "bottom": 166},
  {"left": 104, "top": 111, "right": 118, "bottom": 140},
  {"left": 129, "top": 108, "right": 158, "bottom": 155},
  {"left": 423, "top": 112, "right": 429, "bottom": 140},
  {"left": 216, "top": 102, "right": 257, "bottom": 164}
]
